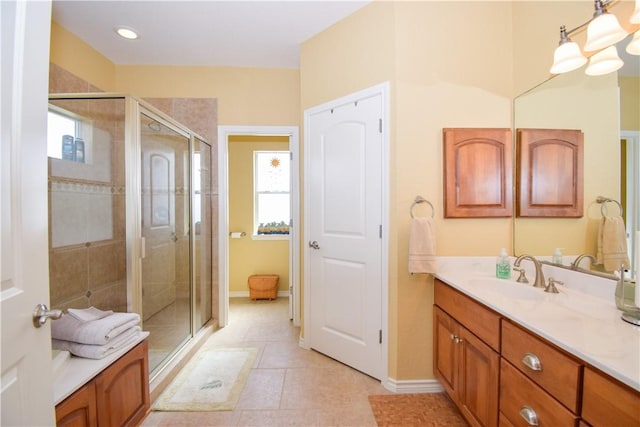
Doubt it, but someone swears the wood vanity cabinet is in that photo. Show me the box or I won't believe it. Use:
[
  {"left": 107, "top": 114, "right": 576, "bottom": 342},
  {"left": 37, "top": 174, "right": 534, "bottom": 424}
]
[
  {"left": 434, "top": 279, "right": 640, "bottom": 427},
  {"left": 582, "top": 366, "right": 640, "bottom": 427},
  {"left": 56, "top": 340, "right": 150, "bottom": 427},
  {"left": 434, "top": 281, "right": 500, "bottom": 427}
]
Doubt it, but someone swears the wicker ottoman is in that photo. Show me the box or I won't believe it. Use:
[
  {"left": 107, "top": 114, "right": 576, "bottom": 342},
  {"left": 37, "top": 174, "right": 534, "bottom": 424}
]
[{"left": 248, "top": 275, "right": 279, "bottom": 300}]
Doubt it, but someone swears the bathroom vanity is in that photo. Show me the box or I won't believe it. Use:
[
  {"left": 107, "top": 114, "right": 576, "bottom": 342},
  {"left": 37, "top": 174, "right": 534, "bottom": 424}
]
[
  {"left": 434, "top": 258, "right": 640, "bottom": 427},
  {"left": 54, "top": 339, "right": 150, "bottom": 427}
]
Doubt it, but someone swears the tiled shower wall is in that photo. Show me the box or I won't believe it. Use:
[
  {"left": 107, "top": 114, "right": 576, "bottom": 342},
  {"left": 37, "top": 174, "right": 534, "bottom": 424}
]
[{"left": 48, "top": 64, "right": 219, "bottom": 321}]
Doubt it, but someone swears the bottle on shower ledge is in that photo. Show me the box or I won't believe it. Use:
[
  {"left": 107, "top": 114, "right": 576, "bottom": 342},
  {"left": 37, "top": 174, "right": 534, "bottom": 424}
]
[{"left": 496, "top": 248, "right": 511, "bottom": 279}]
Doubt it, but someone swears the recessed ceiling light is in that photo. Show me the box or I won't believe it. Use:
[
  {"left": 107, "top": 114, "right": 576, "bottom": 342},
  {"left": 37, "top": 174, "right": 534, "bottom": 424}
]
[{"left": 116, "top": 27, "right": 139, "bottom": 40}]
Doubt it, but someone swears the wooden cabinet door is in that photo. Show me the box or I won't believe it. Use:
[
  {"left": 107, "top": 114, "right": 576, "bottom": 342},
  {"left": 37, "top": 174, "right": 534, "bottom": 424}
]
[
  {"left": 582, "top": 366, "right": 640, "bottom": 427},
  {"left": 55, "top": 381, "right": 97, "bottom": 427},
  {"left": 95, "top": 341, "right": 150, "bottom": 427},
  {"left": 443, "top": 128, "right": 513, "bottom": 218},
  {"left": 517, "top": 128, "right": 584, "bottom": 217},
  {"left": 434, "top": 307, "right": 459, "bottom": 400},
  {"left": 458, "top": 326, "right": 499, "bottom": 427}
]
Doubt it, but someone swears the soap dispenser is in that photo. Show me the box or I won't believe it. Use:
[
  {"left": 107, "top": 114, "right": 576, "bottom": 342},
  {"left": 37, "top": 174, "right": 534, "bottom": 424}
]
[
  {"left": 552, "top": 248, "right": 563, "bottom": 265},
  {"left": 496, "top": 248, "right": 511, "bottom": 279}
]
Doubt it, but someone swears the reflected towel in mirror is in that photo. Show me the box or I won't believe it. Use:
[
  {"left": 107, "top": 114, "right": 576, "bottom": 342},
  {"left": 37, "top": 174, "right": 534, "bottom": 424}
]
[{"left": 597, "top": 215, "right": 630, "bottom": 272}]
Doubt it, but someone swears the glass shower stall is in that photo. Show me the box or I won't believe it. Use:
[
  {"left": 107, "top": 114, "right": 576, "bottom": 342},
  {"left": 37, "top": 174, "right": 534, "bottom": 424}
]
[{"left": 47, "top": 94, "right": 214, "bottom": 377}]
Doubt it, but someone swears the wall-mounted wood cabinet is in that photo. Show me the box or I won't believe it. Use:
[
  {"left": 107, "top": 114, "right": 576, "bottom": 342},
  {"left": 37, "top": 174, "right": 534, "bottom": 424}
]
[
  {"left": 443, "top": 128, "right": 513, "bottom": 218},
  {"left": 516, "top": 128, "right": 584, "bottom": 217}
]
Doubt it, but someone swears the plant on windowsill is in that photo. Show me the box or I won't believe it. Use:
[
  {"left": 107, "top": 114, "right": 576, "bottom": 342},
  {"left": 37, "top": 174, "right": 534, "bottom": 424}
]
[{"left": 257, "top": 221, "right": 290, "bottom": 235}]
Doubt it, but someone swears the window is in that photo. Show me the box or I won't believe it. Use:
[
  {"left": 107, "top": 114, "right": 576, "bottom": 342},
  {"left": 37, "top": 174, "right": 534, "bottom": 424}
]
[
  {"left": 254, "top": 151, "right": 290, "bottom": 238},
  {"left": 47, "top": 106, "right": 92, "bottom": 163}
]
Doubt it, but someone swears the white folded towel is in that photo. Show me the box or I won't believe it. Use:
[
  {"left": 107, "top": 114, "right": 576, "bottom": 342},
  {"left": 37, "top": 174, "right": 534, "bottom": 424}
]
[
  {"left": 52, "top": 326, "right": 145, "bottom": 359},
  {"left": 51, "top": 311, "right": 140, "bottom": 345},
  {"left": 596, "top": 215, "right": 630, "bottom": 272},
  {"left": 67, "top": 306, "right": 113, "bottom": 322},
  {"left": 408, "top": 217, "right": 437, "bottom": 274}
]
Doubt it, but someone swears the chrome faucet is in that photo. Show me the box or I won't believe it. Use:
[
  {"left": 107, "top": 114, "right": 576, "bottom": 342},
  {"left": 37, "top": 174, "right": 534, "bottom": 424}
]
[
  {"left": 571, "top": 253, "right": 596, "bottom": 270},
  {"left": 513, "top": 255, "right": 546, "bottom": 289}
]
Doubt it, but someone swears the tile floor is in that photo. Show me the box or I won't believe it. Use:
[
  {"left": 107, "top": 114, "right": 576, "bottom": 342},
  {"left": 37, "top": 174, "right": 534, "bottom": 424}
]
[
  {"left": 142, "top": 297, "right": 388, "bottom": 426},
  {"left": 142, "top": 297, "right": 463, "bottom": 427}
]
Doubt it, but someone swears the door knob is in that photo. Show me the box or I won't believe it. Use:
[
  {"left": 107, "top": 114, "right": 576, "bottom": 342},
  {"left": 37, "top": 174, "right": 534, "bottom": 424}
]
[
  {"left": 308, "top": 241, "right": 320, "bottom": 250},
  {"left": 33, "top": 304, "right": 63, "bottom": 328}
]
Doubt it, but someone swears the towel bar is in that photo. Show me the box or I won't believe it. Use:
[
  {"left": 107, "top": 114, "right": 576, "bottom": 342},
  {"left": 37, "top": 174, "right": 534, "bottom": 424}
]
[
  {"left": 410, "top": 196, "right": 435, "bottom": 218},
  {"left": 596, "top": 196, "right": 623, "bottom": 217}
]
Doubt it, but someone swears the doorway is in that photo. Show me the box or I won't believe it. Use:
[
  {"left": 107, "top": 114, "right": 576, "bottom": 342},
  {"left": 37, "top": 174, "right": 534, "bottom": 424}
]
[{"left": 218, "top": 126, "right": 300, "bottom": 328}]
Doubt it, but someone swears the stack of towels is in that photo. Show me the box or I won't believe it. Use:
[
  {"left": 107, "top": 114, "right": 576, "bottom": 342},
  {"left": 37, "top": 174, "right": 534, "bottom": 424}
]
[{"left": 51, "top": 307, "right": 144, "bottom": 360}]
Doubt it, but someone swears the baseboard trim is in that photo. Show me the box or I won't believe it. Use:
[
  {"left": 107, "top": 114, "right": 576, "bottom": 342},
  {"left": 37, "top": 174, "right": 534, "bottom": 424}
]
[
  {"left": 382, "top": 378, "right": 444, "bottom": 394},
  {"left": 228, "top": 290, "right": 289, "bottom": 298}
]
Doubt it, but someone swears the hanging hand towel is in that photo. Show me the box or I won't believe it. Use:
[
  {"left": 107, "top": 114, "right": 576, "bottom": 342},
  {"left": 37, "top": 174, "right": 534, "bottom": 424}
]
[
  {"left": 596, "top": 215, "right": 630, "bottom": 272},
  {"left": 51, "top": 311, "right": 140, "bottom": 345},
  {"left": 408, "top": 217, "right": 437, "bottom": 274}
]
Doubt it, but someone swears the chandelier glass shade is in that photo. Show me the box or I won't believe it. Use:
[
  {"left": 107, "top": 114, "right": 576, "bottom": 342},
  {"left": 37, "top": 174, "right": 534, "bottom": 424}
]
[{"left": 550, "top": 0, "right": 639, "bottom": 76}]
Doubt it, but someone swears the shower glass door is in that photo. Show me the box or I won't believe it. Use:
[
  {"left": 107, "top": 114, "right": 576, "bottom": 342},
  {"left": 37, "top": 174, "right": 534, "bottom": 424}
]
[{"left": 140, "top": 112, "right": 191, "bottom": 373}]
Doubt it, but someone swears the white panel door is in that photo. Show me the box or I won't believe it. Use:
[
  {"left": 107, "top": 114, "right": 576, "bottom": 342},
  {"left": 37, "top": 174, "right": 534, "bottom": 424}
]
[
  {"left": 1, "top": 1, "right": 55, "bottom": 425},
  {"left": 307, "top": 93, "right": 382, "bottom": 379}
]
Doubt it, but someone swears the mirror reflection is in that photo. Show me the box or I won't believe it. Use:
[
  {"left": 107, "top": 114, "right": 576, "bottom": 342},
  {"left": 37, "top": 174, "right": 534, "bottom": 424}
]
[{"left": 514, "top": 32, "right": 639, "bottom": 280}]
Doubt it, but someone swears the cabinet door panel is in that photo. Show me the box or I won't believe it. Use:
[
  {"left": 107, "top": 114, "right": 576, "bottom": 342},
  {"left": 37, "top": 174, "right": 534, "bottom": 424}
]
[
  {"left": 582, "top": 367, "right": 640, "bottom": 427},
  {"left": 434, "top": 307, "right": 458, "bottom": 400},
  {"left": 459, "top": 327, "right": 499, "bottom": 427},
  {"left": 517, "top": 128, "right": 583, "bottom": 217},
  {"left": 56, "top": 382, "right": 97, "bottom": 427},
  {"left": 95, "top": 341, "right": 150, "bottom": 427},
  {"left": 443, "top": 128, "right": 512, "bottom": 218}
]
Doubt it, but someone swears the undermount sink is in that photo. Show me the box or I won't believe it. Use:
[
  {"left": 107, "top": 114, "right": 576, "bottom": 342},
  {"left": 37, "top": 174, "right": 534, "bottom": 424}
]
[{"left": 467, "top": 278, "right": 548, "bottom": 301}]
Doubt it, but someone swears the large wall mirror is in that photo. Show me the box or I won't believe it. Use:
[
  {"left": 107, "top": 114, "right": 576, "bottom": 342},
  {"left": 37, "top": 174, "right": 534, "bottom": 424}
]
[{"left": 514, "top": 32, "right": 640, "bottom": 280}]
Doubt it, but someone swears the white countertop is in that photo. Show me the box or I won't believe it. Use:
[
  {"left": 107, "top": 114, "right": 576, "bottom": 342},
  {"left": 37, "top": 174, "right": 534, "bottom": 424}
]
[
  {"left": 434, "top": 257, "right": 640, "bottom": 392},
  {"left": 52, "top": 332, "right": 149, "bottom": 405}
]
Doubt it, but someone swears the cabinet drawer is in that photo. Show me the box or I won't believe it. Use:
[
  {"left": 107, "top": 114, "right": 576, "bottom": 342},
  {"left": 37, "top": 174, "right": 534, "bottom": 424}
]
[
  {"left": 434, "top": 280, "right": 501, "bottom": 351},
  {"left": 500, "top": 359, "right": 578, "bottom": 427},
  {"left": 582, "top": 367, "right": 640, "bottom": 427},
  {"left": 501, "top": 320, "right": 581, "bottom": 412}
]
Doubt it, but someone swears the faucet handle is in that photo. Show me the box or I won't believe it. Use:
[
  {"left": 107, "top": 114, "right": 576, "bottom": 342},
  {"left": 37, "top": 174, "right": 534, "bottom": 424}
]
[
  {"left": 513, "top": 267, "right": 529, "bottom": 284},
  {"left": 544, "top": 277, "right": 563, "bottom": 294}
]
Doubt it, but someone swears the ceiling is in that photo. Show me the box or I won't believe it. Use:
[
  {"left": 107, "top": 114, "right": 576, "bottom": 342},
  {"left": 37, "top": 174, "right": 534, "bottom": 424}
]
[{"left": 51, "top": 0, "right": 371, "bottom": 69}]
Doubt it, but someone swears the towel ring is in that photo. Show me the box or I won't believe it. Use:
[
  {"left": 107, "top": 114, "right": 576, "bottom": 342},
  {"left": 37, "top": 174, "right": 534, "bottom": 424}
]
[
  {"left": 596, "top": 196, "right": 623, "bottom": 217},
  {"left": 410, "top": 196, "right": 435, "bottom": 218}
]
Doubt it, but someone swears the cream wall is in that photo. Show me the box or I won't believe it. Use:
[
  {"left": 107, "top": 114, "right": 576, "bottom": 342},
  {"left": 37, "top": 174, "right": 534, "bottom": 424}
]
[
  {"left": 228, "top": 136, "right": 290, "bottom": 294},
  {"left": 50, "top": 22, "right": 116, "bottom": 91},
  {"left": 620, "top": 77, "right": 640, "bottom": 131},
  {"left": 301, "top": 1, "right": 513, "bottom": 381}
]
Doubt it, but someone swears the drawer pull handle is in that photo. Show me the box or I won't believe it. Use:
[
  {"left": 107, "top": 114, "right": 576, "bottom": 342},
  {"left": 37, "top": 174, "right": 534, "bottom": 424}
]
[
  {"left": 519, "top": 406, "right": 539, "bottom": 426},
  {"left": 522, "top": 352, "right": 542, "bottom": 371}
]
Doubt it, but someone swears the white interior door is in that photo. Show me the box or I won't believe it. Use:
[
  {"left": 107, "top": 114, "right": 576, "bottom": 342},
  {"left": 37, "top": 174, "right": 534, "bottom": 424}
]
[
  {"left": 306, "top": 92, "right": 383, "bottom": 379},
  {"left": 1, "top": 1, "right": 55, "bottom": 425}
]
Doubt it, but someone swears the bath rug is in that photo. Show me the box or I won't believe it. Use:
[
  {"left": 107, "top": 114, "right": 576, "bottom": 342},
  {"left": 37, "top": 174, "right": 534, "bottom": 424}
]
[
  {"left": 152, "top": 347, "right": 257, "bottom": 411},
  {"left": 368, "top": 393, "right": 467, "bottom": 426}
]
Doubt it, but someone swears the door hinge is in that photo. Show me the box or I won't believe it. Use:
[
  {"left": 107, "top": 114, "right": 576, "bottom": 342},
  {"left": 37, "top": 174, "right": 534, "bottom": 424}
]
[
  {"left": 378, "top": 118, "right": 382, "bottom": 133},
  {"left": 379, "top": 224, "right": 382, "bottom": 239},
  {"left": 379, "top": 329, "right": 383, "bottom": 344},
  {"left": 290, "top": 152, "right": 293, "bottom": 160}
]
